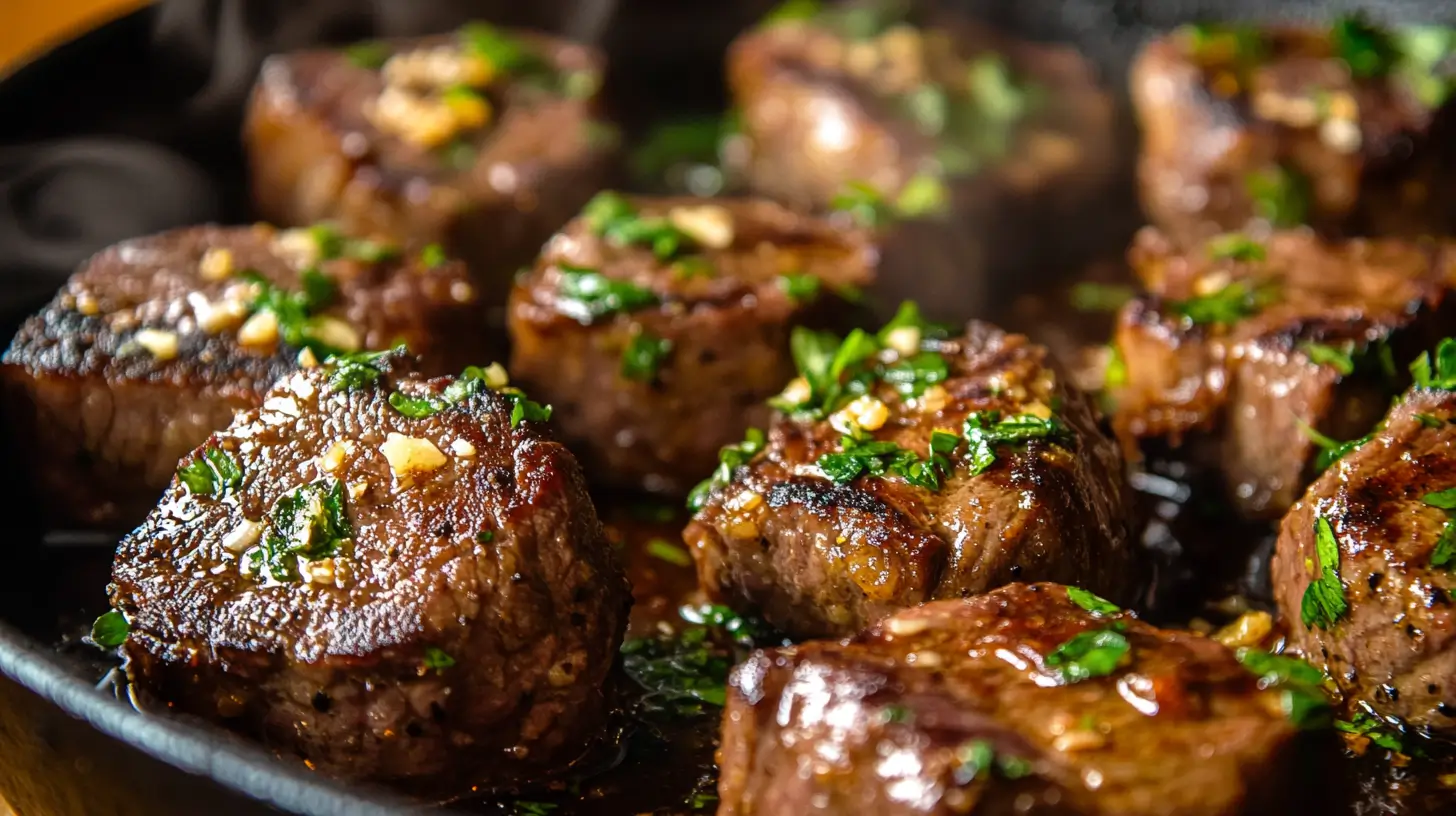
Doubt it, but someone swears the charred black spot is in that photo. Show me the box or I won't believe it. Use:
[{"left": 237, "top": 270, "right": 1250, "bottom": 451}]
[
  {"left": 312, "top": 691, "right": 332, "bottom": 713},
  {"left": 405, "top": 721, "right": 424, "bottom": 737},
  {"left": 433, "top": 522, "right": 454, "bottom": 537},
  {"left": 1369, "top": 573, "right": 1384, "bottom": 591},
  {"left": 766, "top": 479, "right": 885, "bottom": 514}
]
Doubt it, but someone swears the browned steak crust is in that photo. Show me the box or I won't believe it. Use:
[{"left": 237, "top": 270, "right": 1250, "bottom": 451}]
[
  {"left": 1273, "top": 387, "right": 1456, "bottom": 734},
  {"left": 108, "top": 354, "right": 628, "bottom": 782},
  {"left": 508, "top": 193, "right": 874, "bottom": 495},
  {"left": 1133, "top": 24, "right": 1456, "bottom": 245},
  {"left": 1110, "top": 228, "right": 1456, "bottom": 518},
  {"left": 719, "top": 583, "right": 1302, "bottom": 816},
  {"left": 246, "top": 25, "right": 615, "bottom": 306},
  {"left": 0, "top": 224, "right": 483, "bottom": 529},
  {"left": 685, "top": 319, "right": 1140, "bottom": 639}
]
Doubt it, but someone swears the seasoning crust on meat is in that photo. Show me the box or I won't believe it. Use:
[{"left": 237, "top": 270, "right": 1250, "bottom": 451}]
[
  {"left": 0, "top": 224, "right": 482, "bottom": 528},
  {"left": 509, "top": 192, "right": 875, "bottom": 495},
  {"left": 685, "top": 311, "right": 1141, "bottom": 638},
  {"left": 107, "top": 353, "right": 628, "bottom": 781}
]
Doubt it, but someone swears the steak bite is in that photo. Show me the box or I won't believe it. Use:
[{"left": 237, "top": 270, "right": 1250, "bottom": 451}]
[
  {"left": 508, "top": 192, "right": 874, "bottom": 496},
  {"left": 246, "top": 22, "right": 615, "bottom": 306},
  {"left": 719, "top": 583, "right": 1314, "bottom": 816},
  {"left": 1272, "top": 358, "right": 1456, "bottom": 735},
  {"left": 1133, "top": 19, "right": 1456, "bottom": 245},
  {"left": 1109, "top": 227, "right": 1456, "bottom": 519},
  {"left": 106, "top": 353, "right": 628, "bottom": 782},
  {"left": 0, "top": 224, "right": 482, "bottom": 529},
  {"left": 683, "top": 311, "right": 1140, "bottom": 639}
]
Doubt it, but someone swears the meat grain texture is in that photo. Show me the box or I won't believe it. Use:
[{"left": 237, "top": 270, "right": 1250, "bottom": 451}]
[
  {"left": 685, "top": 319, "right": 1141, "bottom": 639},
  {"left": 509, "top": 193, "right": 874, "bottom": 495},
  {"left": 1111, "top": 228, "right": 1456, "bottom": 518},
  {"left": 246, "top": 24, "right": 616, "bottom": 306},
  {"left": 719, "top": 583, "right": 1302, "bottom": 816},
  {"left": 0, "top": 224, "right": 482, "bottom": 529},
  {"left": 1273, "top": 386, "right": 1456, "bottom": 734},
  {"left": 1133, "top": 24, "right": 1456, "bottom": 245},
  {"left": 108, "top": 355, "right": 629, "bottom": 781}
]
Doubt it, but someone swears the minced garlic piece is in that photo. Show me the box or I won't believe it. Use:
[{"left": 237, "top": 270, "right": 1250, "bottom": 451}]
[
  {"left": 199, "top": 247, "right": 235, "bottom": 282},
  {"left": 832, "top": 395, "right": 889, "bottom": 434},
  {"left": 318, "top": 440, "right": 355, "bottom": 473},
  {"left": 272, "top": 229, "right": 320, "bottom": 268},
  {"left": 450, "top": 438, "right": 477, "bottom": 457},
  {"left": 133, "top": 329, "right": 180, "bottom": 361},
  {"left": 883, "top": 326, "right": 921, "bottom": 357},
  {"left": 668, "top": 204, "right": 735, "bottom": 249},
  {"left": 367, "top": 86, "right": 460, "bottom": 149},
  {"left": 194, "top": 296, "right": 248, "bottom": 334},
  {"left": 479, "top": 362, "right": 509, "bottom": 390},
  {"left": 915, "top": 384, "right": 949, "bottom": 414},
  {"left": 301, "top": 557, "right": 336, "bottom": 585},
  {"left": 222, "top": 519, "right": 261, "bottom": 553},
  {"left": 307, "top": 316, "right": 361, "bottom": 353},
  {"left": 297, "top": 347, "right": 320, "bottom": 368},
  {"left": 380, "top": 433, "right": 448, "bottom": 477},
  {"left": 778, "top": 377, "right": 811, "bottom": 406},
  {"left": 1213, "top": 610, "right": 1273, "bottom": 649},
  {"left": 238, "top": 310, "right": 280, "bottom": 347}
]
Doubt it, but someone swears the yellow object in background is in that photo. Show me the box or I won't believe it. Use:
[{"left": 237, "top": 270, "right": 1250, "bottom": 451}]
[{"left": 0, "top": 0, "right": 149, "bottom": 75}]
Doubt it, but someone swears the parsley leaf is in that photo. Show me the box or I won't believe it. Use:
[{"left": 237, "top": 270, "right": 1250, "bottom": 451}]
[
  {"left": 647, "top": 538, "right": 693, "bottom": 567},
  {"left": 345, "top": 41, "right": 391, "bottom": 70},
  {"left": 240, "top": 269, "right": 353, "bottom": 356},
  {"left": 1336, "top": 708, "right": 1413, "bottom": 754},
  {"left": 817, "top": 436, "right": 919, "bottom": 484},
  {"left": 389, "top": 374, "right": 483, "bottom": 418},
  {"left": 423, "top": 647, "right": 456, "bottom": 673},
  {"left": 895, "top": 173, "right": 949, "bottom": 218},
  {"left": 1424, "top": 488, "right": 1456, "bottom": 568},
  {"left": 251, "top": 478, "right": 352, "bottom": 583},
  {"left": 509, "top": 802, "right": 558, "bottom": 816},
  {"left": 777, "top": 273, "right": 822, "bottom": 304},
  {"left": 1168, "top": 279, "right": 1276, "bottom": 326},
  {"left": 323, "top": 347, "right": 396, "bottom": 392},
  {"left": 876, "top": 301, "right": 950, "bottom": 345},
  {"left": 502, "top": 390, "right": 553, "bottom": 428},
  {"left": 1301, "top": 342, "right": 1356, "bottom": 376},
  {"left": 1301, "top": 516, "right": 1348, "bottom": 629},
  {"left": 1411, "top": 337, "right": 1456, "bottom": 390},
  {"left": 1206, "top": 232, "right": 1267, "bottom": 262},
  {"left": 831, "top": 181, "right": 893, "bottom": 229},
  {"left": 687, "top": 428, "right": 767, "bottom": 512},
  {"left": 1066, "top": 586, "right": 1121, "bottom": 617},
  {"left": 457, "top": 21, "right": 541, "bottom": 74},
  {"left": 1299, "top": 421, "right": 1372, "bottom": 473},
  {"left": 1069, "top": 283, "right": 1135, "bottom": 313},
  {"left": 621, "top": 330, "right": 673, "bottom": 382},
  {"left": 419, "top": 243, "right": 448, "bottom": 269},
  {"left": 89, "top": 610, "right": 129, "bottom": 650},
  {"left": 1236, "top": 647, "right": 1332, "bottom": 729},
  {"left": 177, "top": 446, "right": 243, "bottom": 498},
  {"left": 621, "top": 605, "right": 776, "bottom": 717},
  {"left": 953, "top": 740, "right": 1034, "bottom": 784},
  {"left": 578, "top": 191, "right": 694, "bottom": 260},
  {"left": 1045, "top": 628, "right": 1130, "bottom": 684},
  {"left": 962, "top": 411, "right": 1072, "bottom": 477},
  {"left": 1245, "top": 165, "right": 1311, "bottom": 228},
  {"left": 1333, "top": 14, "right": 1400, "bottom": 79},
  {"left": 556, "top": 266, "right": 661, "bottom": 323},
  {"left": 762, "top": 0, "right": 820, "bottom": 25},
  {"left": 1397, "top": 26, "right": 1456, "bottom": 109},
  {"left": 882, "top": 352, "right": 949, "bottom": 400}
]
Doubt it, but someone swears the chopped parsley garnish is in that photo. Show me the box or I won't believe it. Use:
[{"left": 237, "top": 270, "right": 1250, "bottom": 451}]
[
  {"left": 389, "top": 372, "right": 484, "bottom": 418},
  {"left": 1245, "top": 165, "right": 1310, "bottom": 228},
  {"left": 1301, "top": 516, "right": 1348, "bottom": 629},
  {"left": 881, "top": 352, "right": 949, "bottom": 400},
  {"left": 962, "top": 411, "right": 1071, "bottom": 477},
  {"left": 1168, "top": 279, "right": 1276, "bottom": 326},
  {"left": 252, "top": 478, "right": 352, "bottom": 583},
  {"left": 646, "top": 538, "right": 693, "bottom": 567},
  {"left": 687, "top": 428, "right": 766, "bottom": 512},
  {"left": 1299, "top": 422, "right": 1372, "bottom": 473},
  {"left": 177, "top": 446, "right": 243, "bottom": 498},
  {"left": 629, "top": 114, "right": 738, "bottom": 192},
  {"left": 817, "top": 434, "right": 942, "bottom": 488},
  {"left": 1424, "top": 487, "right": 1456, "bottom": 568},
  {"left": 509, "top": 802, "right": 558, "bottom": 816},
  {"left": 476, "top": 530, "right": 495, "bottom": 544},
  {"left": 1045, "top": 628, "right": 1130, "bottom": 684},
  {"left": 555, "top": 266, "right": 661, "bottom": 323},
  {"left": 442, "top": 141, "right": 476, "bottom": 172},
  {"left": 1336, "top": 708, "right": 1414, "bottom": 754},
  {"left": 323, "top": 347, "right": 397, "bottom": 392},
  {"left": 831, "top": 182, "right": 893, "bottom": 229},
  {"left": 1397, "top": 26, "right": 1456, "bottom": 109},
  {"left": 881, "top": 705, "right": 913, "bottom": 724},
  {"left": 671, "top": 256, "right": 715, "bottom": 280},
  {"left": 621, "top": 604, "right": 775, "bottom": 717},
  {"left": 1206, "top": 232, "right": 1267, "bottom": 262},
  {"left": 967, "top": 55, "right": 1030, "bottom": 122},
  {"left": 1183, "top": 22, "right": 1266, "bottom": 68},
  {"left": 89, "top": 610, "right": 129, "bottom": 650},
  {"left": 458, "top": 20, "right": 539, "bottom": 74},
  {"left": 240, "top": 269, "right": 353, "bottom": 356},
  {"left": 876, "top": 300, "right": 950, "bottom": 345},
  {"left": 762, "top": 0, "right": 820, "bottom": 25},
  {"left": 779, "top": 327, "right": 879, "bottom": 416},
  {"left": 502, "top": 390, "right": 553, "bottom": 428},
  {"left": 345, "top": 41, "right": 391, "bottom": 70},
  {"left": 1333, "top": 14, "right": 1400, "bottom": 79},
  {"left": 1411, "top": 337, "right": 1456, "bottom": 389},
  {"left": 1069, "top": 282, "right": 1135, "bottom": 313},
  {"left": 832, "top": 175, "right": 950, "bottom": 225},
  {"left": 1301, "top": 342, "right": 1356, "bottom": 376},
  {"left": 306, "top": 224, "right": 397, "bottom": 264},
  {"left": 953, "top": 740, "right": 1032, "bottom": 784},
  {"left": 419, "top": 243, "right": 448, "bottom": 269},
  {"left": 1103, "top": 344, "right": 1128, "bottom": 389},
  {"left": 894, "top": 173, "right": 949, "bottom": 218},
  {"left": 1235, "top": 647, "right": 1332, "bottom": 729},
  {"left": 621, "top": 330, "right": 673, "bottom": 382},
  {"left": 578, "top": 191, "right": 694, "bottom": 260},
  {"left": 777, "top": 273, "right": 821, "bottom": 304},
  {"left": 1066, "top": 586, "right": 1121, "bottom": 617},
  {"left": 422, "top": 647, "right": 456, "bottom": 674}
]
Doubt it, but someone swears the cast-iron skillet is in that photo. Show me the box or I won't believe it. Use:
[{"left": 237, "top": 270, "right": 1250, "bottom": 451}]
[{"left": 0, "top": 1, "right": 1449, "bottom": 814}]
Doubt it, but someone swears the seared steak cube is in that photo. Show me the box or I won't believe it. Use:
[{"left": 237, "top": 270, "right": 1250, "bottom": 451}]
[
  {"left": 683, "top": 313, "right": 1140, "bottom": 639},
  {"left": 719, "top": 583, "right": 1311, "bottom": 816},
  {"left": 727, "top": 4, "right": 1121, "bottom": 318},
  {"left": 0, "top": 224, "right": 483, "bottom": 529},
  {"left": 508, "top": 192, "right": 874, "bottom": 496},
  {"left": 1109, "top": 227, "right": 1456, "bottom": 519},
  {"left": 246, "top": 22, "right": 616, "bottom": 307},
  {"left": 1133, "top": 19, "right": 1456, "bottom": 245},
  {"left": 1273, "top": 372, "right": 1456, "bottom": 736},
  {"left": 107, "top": 353, "right": 628, "bottom": 782}
]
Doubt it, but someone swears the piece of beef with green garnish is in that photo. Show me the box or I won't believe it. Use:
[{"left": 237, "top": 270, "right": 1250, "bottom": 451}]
[
  {"left": 0, "top": 224, "right": 483, "bottom": 530},
  {"left": 683, "top": 308, "right": 1140, "bottom": 638},
  {"left": 1134, "top": 18, "right": 1456, "bottom": 245},
  {"left": 719, "top": 582, "right": 1317, "bottom": 816},
  {"left": 246, "top": 21, "right": 616, "bottom": 307},
  {"left": 1274, "top": 340, "right": 1456, "bottom": 740},
  {"left": 508, "top": 191, "right": 874, "bottom": 496},
  {"left": 106, "top": 352, "right": 627, "bottom": 783},
  {"left": 1108, "top": 227, "right": 1456, "bottom": 519},
  {"left": 727, "top": 1, "right": 1122, "bottom": 320}
]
